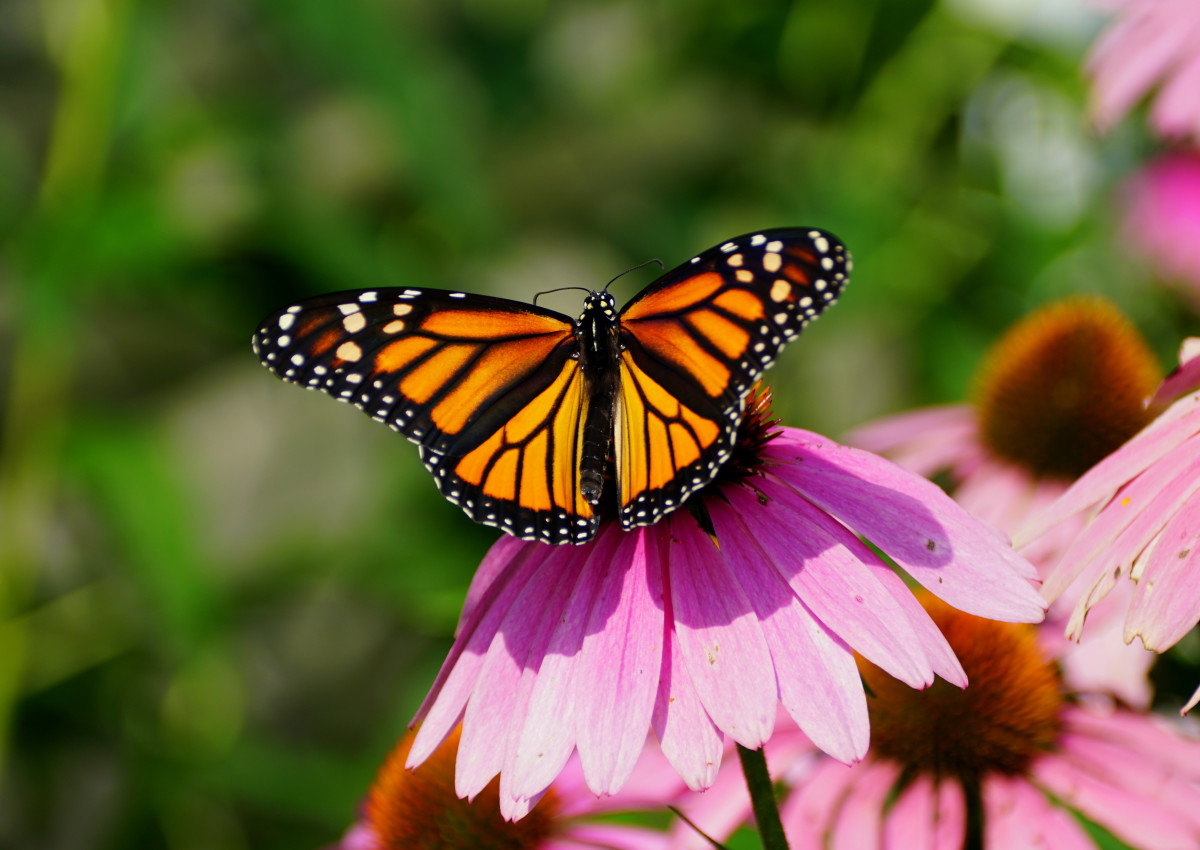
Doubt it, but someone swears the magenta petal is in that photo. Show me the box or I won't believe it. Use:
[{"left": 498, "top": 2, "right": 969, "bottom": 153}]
[
  {"left": 709, "top": 500, "right": 869, "bottom": 762},
  {"left": 652, "top": 614, "right": 724, "bottom": 791},
  {"left": 726, "top": 481, "right": 936, "bottom": 688},
  {"left": 574, "top": 527, "right": 665, "bottom": 795},
  {"left": 885, "top": 776, "right": 965, "bottom": 850},
  {"left": 667, "top": 510, "right": 776, "bottom": 749},
  {"left": 1124, "top": 490, "right": 1200, "bottom": 650},
  {"left": 1019, "top": 392, "right": 1200, "bottom": 545},
  {"left": 767, "top": 432, "right": 1045, "bottom": 622},
  {"left": 457, "top": 546, "right": 587, "bottom": 800},
  {"left": 408, "top": 543, "right": 542, "bottom": 768}
]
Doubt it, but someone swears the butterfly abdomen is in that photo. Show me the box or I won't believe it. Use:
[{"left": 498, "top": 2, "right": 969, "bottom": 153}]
[{"left": 576, "top": 292, "right": 622, "bottom": 505}]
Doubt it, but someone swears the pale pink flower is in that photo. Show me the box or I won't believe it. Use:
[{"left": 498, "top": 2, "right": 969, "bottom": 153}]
[
  {"left": 1088, "top": 0, "right": 1200, "bottom": 142},
  {"left": 1020, "top": 338, "right": 1200, "bottom": 714},
  {"left": 669, "top": 599, "right": 1200, "bottom": 850},
  {"left": 1124, "top": 151, "right": 1200, "bottom": 304},
  {"left": 407, "top": 395, "right": 1046, "bottom": 820},
  {"left": 331, "top": 725, "right": 682, "bottom": 850}
]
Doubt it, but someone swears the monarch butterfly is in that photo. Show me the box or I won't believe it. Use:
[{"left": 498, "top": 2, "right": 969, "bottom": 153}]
[{"left": 253, "top": 228, "right": 849, "bottom": 544}]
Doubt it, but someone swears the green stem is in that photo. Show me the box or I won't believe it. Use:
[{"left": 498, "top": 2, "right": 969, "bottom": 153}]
[{"left": 737, "top": 744, "right": 790, "bottom": 850}]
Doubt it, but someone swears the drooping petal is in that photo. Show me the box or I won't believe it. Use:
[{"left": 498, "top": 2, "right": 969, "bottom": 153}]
[
  {"left": 666, "top": 510, "right": 776, "bottom": 749},
  {"left": 710, "top": 499, "right": 869, "bottom": 762},
  {"left": 511, "top": 539, "right": 618, "bottom": 799},
  {"left": 1123, "top": 489, "right": 1200, "bottom": 650},
  {"left": 768, "top": 431, "right": 1045, "bottom": 621},
  {"left": 884, "top": 776, "right": 965, "bottom": 850},
  {"left": 1043, "top": 434, "right": 1200, "bottom": 602},
  {"left": 725, "top": 482, "right": 934, "bottom": 688},
  {"left": 983, "top": 776, "right": 1094, "bottom": 850},
  {"left": 1152, "top": 340, "right": 1200, "bottom": 405},
  {"left": 780, "top": 760, "right": 877, "bottom": 850},
  {"left": 1018, "top": 392, "right": 1200, "bottom": 545},
  {"left": 574, "top": 527, "right": 665, "bottom": 795},
  {"left": 652, "top": 612, "right": 724, "bottom": 791},
  {"left": 829, "top": 762, "right": 894, "bottom": 850},
  {"left": 457, "top": 545, "right": 586, "bottom": 800},
  {"left": 408, "top": 542, "right": 542, "bottom": 767},
  {"left": 844, "top": 404, "right": 978, "bottom": 478}
]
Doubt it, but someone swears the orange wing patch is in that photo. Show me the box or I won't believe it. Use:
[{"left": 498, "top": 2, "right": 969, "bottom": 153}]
[
  {"left": 452, "top": 360, "right": 591, "bottom": 517},
  {"left": 620, "top": 271, "right": 724, "bottom": 320},
  {"left": 421, "top": 309, "right": 570, "bottom": 339},
  {"left": 616, "top": 353, "right": 721, "bottom": 510}
]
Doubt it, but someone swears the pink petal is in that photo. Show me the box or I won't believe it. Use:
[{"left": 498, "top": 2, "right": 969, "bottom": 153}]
[
  {"left": 1088, "top": 6, "right": 1192, "bottom": 130},
  {"left": 885, "top": 777, "right": 965, "bottom": 850},
  {"left": 1032, "top": 745, "right": 1200, "bottom": 846},
  {"left": 1123, "top": 489, "right": 1200, "bottom": 649},
  {"left": 726, "top": 481, "right": 935, "bottom": 688},
  {"left": 767, "top": 432, "right": 1045, "bottom": 621},
  {"left": 670, "top": 756, "right": 754, "bottom": 850},
  {"left": 652, "top": 611, "right": 724, "bottom": 791},
  {"left": 1184, "top": 682, "right": 1200, "bottom": 714},
  {"left": 458, "top": 535, "right": 532, "bottom": 631},
  {"left": 982, "top": 776, "right": 1095, "bottom": 850},
  {"left": 548, "top": 824, "right": 670, "bottom": 850},
  {"left": 511, "top": 541, "right": 619, "bottom": 798},
  {"left": 1044, "top": 433, "right": 1200, "bottom": 602},
  {"left": 830, "top": 761, "right": 894, "bottom": 850},
  {"left": 408, "top": 543, "right": 544, "bottom": 767},
  {"left": 780, "top": 760, "right": 881, "bottom": 850},
  {"left": 666, "top": 511, "right": 777, "bottom": 748},
  {"left": 1018, "top": 392, "right": 1200, "bottom": 546},
  {"left": 710, "top": 500, "right": 869, "bottom": 762},
  {"left": 1154, "top": 371, "right": 1200, "bottom": 411},
  {"left": 843, "top": 405, "right": 978, "bottom": 477},
  {"left": 1059, "top": 706, "right": 1200, "bottom": 783},
  {"left": 1150, "top": 28, "right": 1200, "bottom": 139},
  {"left": 574, "top": 527, "right": 665, "bottom": 795},
  {"left": 457, "top": 545, "right": 587, "bottom": 800}
]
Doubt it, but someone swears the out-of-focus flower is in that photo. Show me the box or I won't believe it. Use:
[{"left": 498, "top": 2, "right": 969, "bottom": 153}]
[
  {"left": 330, "top": 725, "right": 681, "bottom": 850},
  {"left": 848, "top": 297, "right": 1160, "bottom": 566},
  {"left": 1088, "top": 0, "right": 1200, "bottom": 142},
  {"left": 1020, "top": 338, "right": 1200, "bottom": 714},
  {"left": 669, "top": 596, "right": 1200, "bottom": 850},
  {"left": 850, "top": 298, "right": 1162, "bottom": 703},
  {"left": 409, "top": 389, "right": 1046, "bottom": 819},
  {"left": 1124, "top": 151, "right": 1200, "bottom": 304}
]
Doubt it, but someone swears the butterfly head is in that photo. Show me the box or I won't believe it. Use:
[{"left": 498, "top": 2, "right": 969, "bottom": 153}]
[{"left": 579, "top": 290, "right": 618, "bottom": 323}]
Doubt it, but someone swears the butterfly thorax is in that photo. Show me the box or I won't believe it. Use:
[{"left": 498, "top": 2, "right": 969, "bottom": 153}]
[{"left": 575, "top": 292, "right": 621, "bottom": 506}]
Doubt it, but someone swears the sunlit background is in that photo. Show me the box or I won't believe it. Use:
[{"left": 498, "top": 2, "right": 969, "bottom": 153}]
[{"left": 2, "top": 0, "right": 1196, "bottom": 847}]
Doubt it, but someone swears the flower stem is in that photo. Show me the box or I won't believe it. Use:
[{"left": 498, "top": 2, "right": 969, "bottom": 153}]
[{"left": 737, "top": 744, "right": 790, "bottom": 850}]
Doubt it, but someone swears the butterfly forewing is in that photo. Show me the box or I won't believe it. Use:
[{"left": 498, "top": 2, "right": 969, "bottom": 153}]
[
  {"left": 252, "top": 287, "right": 597, "bottom": 543},
  {"left": 613, "top": 228, "right": 849, "bottom": 529}
]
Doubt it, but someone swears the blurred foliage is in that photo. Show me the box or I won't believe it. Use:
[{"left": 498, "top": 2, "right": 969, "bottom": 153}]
[{"left": 1, "top": 0, "right": 1196, "bottom": 847}]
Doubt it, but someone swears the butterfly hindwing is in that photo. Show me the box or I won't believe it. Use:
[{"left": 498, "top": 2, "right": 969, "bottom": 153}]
[
  {"left": 252, "top": 287, "right": 597, "bottom": 543},
  {"left": 613, "top": 228, "right": 850, "bottom": 528}
]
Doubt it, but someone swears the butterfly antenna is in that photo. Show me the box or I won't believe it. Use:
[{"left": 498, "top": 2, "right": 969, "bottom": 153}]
[
  {"left": 532, "top": 285, "right": 593, "bottom": 306},
  {"left": 605, "top": 257, "right": 664, "bottom": 292}
]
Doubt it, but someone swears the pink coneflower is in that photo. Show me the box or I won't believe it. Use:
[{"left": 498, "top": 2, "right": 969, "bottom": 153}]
[
  {"left": 669, "top": 596, "right": 1200, "bottom": 850},
  {"left": 848, "top": 297, "right": 1161, "bottom": 567},
  {"left": 1020, "top": 338, "right": 1200, "bottom": 714},
  {"left": 1124, "top": 151, "right": 1200, "bottom": 304},
  {"left": 1087, "top": 0, "right": 1200, "bottom": 142},
  {"left": 408, "top": 389, "right": 1047, "bottom": 819},
  {"left": 331, "top": 725, "right": 680, "bottom": 850}
]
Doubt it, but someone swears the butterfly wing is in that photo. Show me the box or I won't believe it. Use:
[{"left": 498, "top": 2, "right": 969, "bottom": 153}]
[
  {"left": 615, "top": 227, "right": 850, "bottom": 528},
  {"left": 253, "top": 288, "right": 598, "bottom": 543}
]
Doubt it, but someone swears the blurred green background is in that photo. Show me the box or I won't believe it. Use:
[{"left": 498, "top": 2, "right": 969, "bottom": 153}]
[{"left": 2, "top": 0, "right": 1196, "bottom": 847}]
